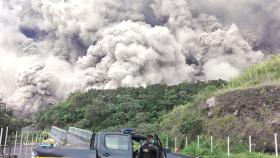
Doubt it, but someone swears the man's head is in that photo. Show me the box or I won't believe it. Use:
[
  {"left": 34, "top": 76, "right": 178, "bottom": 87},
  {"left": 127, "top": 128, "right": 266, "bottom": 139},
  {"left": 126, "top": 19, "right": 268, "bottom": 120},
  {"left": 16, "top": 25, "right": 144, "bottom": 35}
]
[{"left": 147, "top": 134, "right": 157, "bottom": 145}]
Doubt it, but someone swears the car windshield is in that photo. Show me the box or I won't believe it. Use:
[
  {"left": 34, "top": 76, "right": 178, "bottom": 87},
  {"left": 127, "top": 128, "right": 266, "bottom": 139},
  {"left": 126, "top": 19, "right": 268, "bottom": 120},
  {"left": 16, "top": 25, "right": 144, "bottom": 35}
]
[{"left": 105, "top": 135, "right": 129, "bottom": 150}]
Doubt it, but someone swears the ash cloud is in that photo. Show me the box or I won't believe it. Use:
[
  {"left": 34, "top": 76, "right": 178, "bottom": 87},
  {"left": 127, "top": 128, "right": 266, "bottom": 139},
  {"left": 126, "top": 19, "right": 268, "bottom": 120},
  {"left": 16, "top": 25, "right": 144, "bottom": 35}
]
[
  {"left": 7, "top": 63, "right": 59, "bottom": 116},
  {"left": 77, "top": 21, "right": 195, "bottom": 89},
  {"left": 0, "top": 0, "right": 277, "bottom": 114},
  {"left": 190, "top": 0, "right": 280, "bottom": 53}
]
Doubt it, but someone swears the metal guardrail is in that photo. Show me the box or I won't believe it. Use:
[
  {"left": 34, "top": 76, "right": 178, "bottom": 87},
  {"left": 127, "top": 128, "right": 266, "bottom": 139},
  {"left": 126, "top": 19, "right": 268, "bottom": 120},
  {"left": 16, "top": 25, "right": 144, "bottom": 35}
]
[
  {"left": 68, "top": 127, "right": 93, "bottom": 142},
  {"left": 49, "top": 126, "right": 67, "bottom": 146}
]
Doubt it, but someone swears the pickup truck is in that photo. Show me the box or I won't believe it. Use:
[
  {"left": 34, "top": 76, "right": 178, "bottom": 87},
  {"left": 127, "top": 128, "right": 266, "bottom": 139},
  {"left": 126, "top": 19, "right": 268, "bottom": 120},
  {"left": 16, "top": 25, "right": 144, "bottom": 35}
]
[{"left": 33, "top": 130, "right": 194, "bottom": 158}]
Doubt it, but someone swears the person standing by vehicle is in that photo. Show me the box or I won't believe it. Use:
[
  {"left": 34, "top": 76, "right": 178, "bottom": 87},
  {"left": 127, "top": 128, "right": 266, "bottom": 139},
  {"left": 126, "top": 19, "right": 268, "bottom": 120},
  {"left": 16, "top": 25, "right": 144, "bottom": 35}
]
[{"left": 138, "top": 135, "right": 164, "bottom": 158}]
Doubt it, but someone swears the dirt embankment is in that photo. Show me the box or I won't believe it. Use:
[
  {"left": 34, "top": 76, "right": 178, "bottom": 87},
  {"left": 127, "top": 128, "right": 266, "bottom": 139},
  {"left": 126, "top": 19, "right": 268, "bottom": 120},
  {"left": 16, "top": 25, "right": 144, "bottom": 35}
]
[{"left": 204, "top": 86, "right": 280, "bottom": 151}]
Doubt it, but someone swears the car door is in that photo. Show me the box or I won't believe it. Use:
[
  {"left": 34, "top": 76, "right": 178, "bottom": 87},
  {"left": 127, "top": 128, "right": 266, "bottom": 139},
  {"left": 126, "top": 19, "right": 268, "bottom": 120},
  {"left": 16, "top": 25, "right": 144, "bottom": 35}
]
[{"left": 99, "top": 134, "right": 133, "bottom": 158}]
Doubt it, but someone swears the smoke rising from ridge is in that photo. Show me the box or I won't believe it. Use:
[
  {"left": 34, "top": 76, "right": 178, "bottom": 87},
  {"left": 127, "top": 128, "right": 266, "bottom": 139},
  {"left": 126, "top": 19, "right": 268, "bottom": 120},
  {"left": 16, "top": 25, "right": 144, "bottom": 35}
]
[{"left": 0, "top": 0, "right": 278, "bottom": 114}]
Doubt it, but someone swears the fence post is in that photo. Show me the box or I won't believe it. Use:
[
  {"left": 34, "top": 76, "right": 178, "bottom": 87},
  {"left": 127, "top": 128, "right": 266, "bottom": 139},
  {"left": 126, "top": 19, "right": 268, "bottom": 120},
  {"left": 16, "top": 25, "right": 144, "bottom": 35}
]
[
  {"left": 31, "top": 133, "right": 34, "bottom": 152},
  {"left": 249, "top": 136, "right": 252, "bottom": 153},
  {"left": 24, "top": 132, "right": 29, "bottom": 157},
  {"left": 3, "top": 126, "right": 8, "bottom": 154},
  {"left": 35, "top": 134, "right": 38, "bottom": 144},
  {"left": 174, "top": 137, "right": 177, "bottom": 153},
  {"left": 210, "top": 136, "right": 213, "bottom": 153},
  {"left": 0, "top": 128, "right": 3, "bottom": 149},
  {"left": 185, "top": 137, "right": 188, "bottom": 148},
  {"left": 19, "top": 132, "right": 23, "bottom": 155},
  {"left": 166, "top": 137, "right": 169, "bottom": 148},
  {"left": 197, "top": 135, "right": 200, "bottom": 150},
  {"left": 275, "top": 133, "right": 278, "bottom": 157},
  {"left": 227, "top": 137, "right": 230, "bottom": 157},
  {"left": 13, "top": 131, "right": 18, "bottom": 155}
]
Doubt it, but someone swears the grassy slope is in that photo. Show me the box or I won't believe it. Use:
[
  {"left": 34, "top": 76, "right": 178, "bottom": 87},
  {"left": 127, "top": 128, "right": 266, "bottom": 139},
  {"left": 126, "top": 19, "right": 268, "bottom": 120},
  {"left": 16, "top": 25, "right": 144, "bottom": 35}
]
[
  {"left": 163, "top": 56, "right": 280, "bottom": 157},
  {"left": 226, "top": 55, "right": 280, "bottom": 90}
]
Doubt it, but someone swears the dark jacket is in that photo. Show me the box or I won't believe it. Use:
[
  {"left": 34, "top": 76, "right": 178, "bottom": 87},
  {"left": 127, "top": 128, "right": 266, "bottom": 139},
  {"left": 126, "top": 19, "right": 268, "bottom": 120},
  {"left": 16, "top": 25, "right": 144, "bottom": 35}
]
[{"left": 138, "top": 142, "right": 164, "bottom": 158}]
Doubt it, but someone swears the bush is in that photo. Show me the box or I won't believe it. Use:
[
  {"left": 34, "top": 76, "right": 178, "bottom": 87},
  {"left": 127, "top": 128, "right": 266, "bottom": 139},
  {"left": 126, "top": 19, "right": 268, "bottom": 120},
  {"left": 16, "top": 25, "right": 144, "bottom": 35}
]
[{"left": 36, "top": 80, "right": 226, "bottom": 134}]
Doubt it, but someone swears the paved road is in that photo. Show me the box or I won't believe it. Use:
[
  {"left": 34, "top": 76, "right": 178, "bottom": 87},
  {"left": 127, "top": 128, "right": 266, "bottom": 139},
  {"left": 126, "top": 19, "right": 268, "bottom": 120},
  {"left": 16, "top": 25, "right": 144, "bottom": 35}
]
[{"left": 63, "top": 134, "right": 89, "bottom": 149}]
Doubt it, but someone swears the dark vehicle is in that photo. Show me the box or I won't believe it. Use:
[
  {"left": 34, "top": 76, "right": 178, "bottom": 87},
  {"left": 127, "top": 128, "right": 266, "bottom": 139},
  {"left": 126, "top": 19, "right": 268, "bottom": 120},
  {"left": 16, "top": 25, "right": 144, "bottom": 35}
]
[{"left": 33, "top": 129, "right": 194, "bottom": 158}]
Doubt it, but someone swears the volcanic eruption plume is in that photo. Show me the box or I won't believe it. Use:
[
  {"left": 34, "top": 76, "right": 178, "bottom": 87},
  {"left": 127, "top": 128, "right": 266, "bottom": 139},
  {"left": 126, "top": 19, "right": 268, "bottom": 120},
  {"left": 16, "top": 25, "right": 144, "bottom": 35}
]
[{"left": 0, "top": 0, "right": 278, "bottom": 114}]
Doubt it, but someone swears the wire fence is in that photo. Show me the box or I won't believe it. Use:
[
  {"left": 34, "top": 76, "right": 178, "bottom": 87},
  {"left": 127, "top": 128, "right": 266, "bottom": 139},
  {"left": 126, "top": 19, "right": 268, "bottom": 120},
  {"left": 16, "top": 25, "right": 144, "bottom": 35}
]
[
  {"left": 0, "top": 126, "right": 67, "bottom": 158},
  {"left": 162, "top": 133, "right": 280, "bottom": 157},
  {"left": 0, "top": 127, "right": 45, "bottom": 158}
]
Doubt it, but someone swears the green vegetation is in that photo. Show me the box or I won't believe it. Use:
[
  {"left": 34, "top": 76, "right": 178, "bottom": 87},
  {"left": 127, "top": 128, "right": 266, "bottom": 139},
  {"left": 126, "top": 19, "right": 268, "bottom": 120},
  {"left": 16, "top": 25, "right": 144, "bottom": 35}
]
[
  {"left": 182, "top": 148, "right": 275, "bottom": 158},
  {"left": 228, "top": 56, "right": 280, "bottom": 89},
  {"left": 164, "top": 133, "right": 275, "bottom": 157},
  {"left": 0, "top": 99, "right": 28, "bottom": 145},
  {"left": 0, "top": 99, "right": 13, "bottom": 127},
  {"left": 0, "top": 99, "right": 24, "bottom": 130},
  {"left": 36, "top": 80, "right": 226, "bottom": 133},
  {"left": 180, "top": 137, "right": 275, "bottom": 158}
]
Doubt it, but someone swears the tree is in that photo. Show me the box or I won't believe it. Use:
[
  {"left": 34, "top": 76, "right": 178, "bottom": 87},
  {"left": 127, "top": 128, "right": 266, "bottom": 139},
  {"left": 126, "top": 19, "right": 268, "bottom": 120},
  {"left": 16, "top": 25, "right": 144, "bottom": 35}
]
[{"left": 84, "top": 99, "right": 110, "bottom": 131}]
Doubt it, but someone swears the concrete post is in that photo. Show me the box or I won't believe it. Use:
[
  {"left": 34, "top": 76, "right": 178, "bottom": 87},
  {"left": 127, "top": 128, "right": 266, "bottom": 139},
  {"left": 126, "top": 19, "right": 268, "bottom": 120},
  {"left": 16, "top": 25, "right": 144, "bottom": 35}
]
[
  {"left": 13, "top": 131, "right": 18, "bottom": 155},
  {"left": 174, "top": 137, "right": 177, "bottom": 153},
  {"left": 0, "top": 128, "right": 3, "bottom": 148},
  {"left": 166, "top": 137, "right": 168, "bottom": 148},
  {"left": 249, "top": 136, "right": 252, "bottom": 153},
  {"left": 24, "top": 132, "right": 29, "bottom": 156},
  {"left": 211, "top": 136, "right": 213, "bottom": 153},
  {"left": 3, "top": 126, "right": 8, "bottom": 154},
  {"left": 227, "top": 137, "right": 230, "bottom": 157},
  {"left": 275, "top": 133, "right": 278, "bottom": 157},
  {"left": 19, "top": 132, "right": 23, "bottom": 155},
  {"left": 197, "top": 135, "right": 200, "bottom": 150}
]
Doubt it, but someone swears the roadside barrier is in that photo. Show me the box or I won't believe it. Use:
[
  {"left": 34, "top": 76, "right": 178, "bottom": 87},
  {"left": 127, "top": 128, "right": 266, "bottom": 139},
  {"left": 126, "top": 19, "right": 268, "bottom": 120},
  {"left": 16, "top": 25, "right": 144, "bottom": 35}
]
[
  {"left": 49, "top": 126, "right": 67, "bottom": 145},
  {"left": 68, "top": 127, "right": 93, "bottom": 142}
]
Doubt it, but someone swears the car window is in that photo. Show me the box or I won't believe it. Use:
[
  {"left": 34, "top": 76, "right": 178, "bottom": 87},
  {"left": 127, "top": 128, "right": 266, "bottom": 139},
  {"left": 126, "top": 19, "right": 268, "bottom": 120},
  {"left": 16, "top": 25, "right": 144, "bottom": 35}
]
[{"left": 105, "top": 135, "right": 129, "bottom": 150}]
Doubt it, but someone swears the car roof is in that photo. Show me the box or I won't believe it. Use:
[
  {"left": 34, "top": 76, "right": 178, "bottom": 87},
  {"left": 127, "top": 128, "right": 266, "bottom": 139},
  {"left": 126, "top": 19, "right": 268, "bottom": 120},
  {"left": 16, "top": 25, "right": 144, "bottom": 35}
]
[
  {"left": 98, "top": 132, "right": 146, "bottom": 141},
  {"left": 98, "top": 132, "right": 125, "bottom": 135}
]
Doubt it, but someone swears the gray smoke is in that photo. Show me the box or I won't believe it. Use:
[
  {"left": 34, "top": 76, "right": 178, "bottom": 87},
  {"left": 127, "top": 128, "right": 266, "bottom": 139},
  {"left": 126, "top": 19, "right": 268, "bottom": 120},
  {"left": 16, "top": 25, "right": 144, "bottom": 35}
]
[
  {"left": 0, "top": 0, "right": 278, "bottom": 114},
  {"left": 6, "top": 63, "right": 59, "bottom": 116},
  {"left": 76, "top": 21, "right": 195, "bottom": 89},
  {"left": 190, "top": 0, "right": 280, "bottom": 53}
]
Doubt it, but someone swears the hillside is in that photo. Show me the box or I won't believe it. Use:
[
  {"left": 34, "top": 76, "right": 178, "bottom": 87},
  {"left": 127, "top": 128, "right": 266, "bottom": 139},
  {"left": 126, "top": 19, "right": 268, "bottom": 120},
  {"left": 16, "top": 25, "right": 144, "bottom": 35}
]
[
  {"left": 36, "top": 80, "right": 226, "bottom": 133},
  {"left": 203, "top": 56, "right": 280, "bottom": 151},
  {"left": 205, "top": 86, "right": 280, "bottom": 151},
  {"left": 36, "top": 55, "right": 280, "bottom": 157}
]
